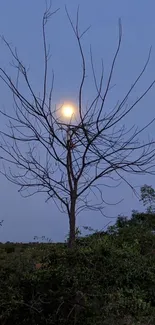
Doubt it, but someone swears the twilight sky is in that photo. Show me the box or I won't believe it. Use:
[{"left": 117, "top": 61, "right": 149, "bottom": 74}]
[{"left": 0, "top": 0, "right": 155, "bottom": 243}]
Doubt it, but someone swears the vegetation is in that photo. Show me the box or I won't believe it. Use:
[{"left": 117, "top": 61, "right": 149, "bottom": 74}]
[
  {"left": 0, "top": 185, "right": 155, "bottom": 324},
  {"left": 0, "top": 1, "right": 155, "bottom": 322}
]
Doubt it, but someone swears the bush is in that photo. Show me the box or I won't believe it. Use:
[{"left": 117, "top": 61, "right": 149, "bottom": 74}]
[
  {"left": 1, "top": 208, "right": 155, "bottom": 324},
  {"left": 0, "top": 229, "right": 155, "bottom": 324}
]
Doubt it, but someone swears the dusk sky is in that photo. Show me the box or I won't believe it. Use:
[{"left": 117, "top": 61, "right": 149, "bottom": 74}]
[{"left": 0, "top": 0, "right": 155, "bottom": 243}]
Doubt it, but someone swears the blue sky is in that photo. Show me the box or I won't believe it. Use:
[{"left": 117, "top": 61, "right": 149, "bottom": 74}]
[{"left": 0, "top": 0, "right": 155, "bottom": 243}]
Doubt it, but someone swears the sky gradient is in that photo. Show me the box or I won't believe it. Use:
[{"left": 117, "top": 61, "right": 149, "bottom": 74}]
[{"left": 0, "top": 0, "right": 155, "bottom": 243}]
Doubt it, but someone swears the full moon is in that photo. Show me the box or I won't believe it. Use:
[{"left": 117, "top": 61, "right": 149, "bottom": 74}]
[{"left": 62, "top": 104, "right": 74, "bottom": 118}]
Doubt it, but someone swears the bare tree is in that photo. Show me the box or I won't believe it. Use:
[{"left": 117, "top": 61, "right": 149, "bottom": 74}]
[{"left": 0, "top": 4, "right": 155, "bottom": 247}]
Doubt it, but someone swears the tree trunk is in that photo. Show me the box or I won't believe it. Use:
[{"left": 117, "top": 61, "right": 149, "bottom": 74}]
[{"left": 68, "top": 200, "right": 76, "bottom": 248}]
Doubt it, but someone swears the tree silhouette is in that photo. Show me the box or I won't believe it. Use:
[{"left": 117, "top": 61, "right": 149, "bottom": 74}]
[
  {"left": 0, "top": 4, "right": 155, "bottom": 247},
  {"left": 141, "top": 184, "right": 155, "bottom": 213}
]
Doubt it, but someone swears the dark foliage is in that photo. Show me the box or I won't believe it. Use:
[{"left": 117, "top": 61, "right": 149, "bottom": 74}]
[{"left": 1, "top": 209, "right": 155, "bottom": 324}]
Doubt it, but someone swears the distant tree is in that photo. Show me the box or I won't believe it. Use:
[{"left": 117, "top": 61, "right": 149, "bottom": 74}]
[
  {"left": 0, "top": 4, "right": 155, "bottom": 247},
  {"left": 140, "top": 184, "right": 155, "bottom": 212}
]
